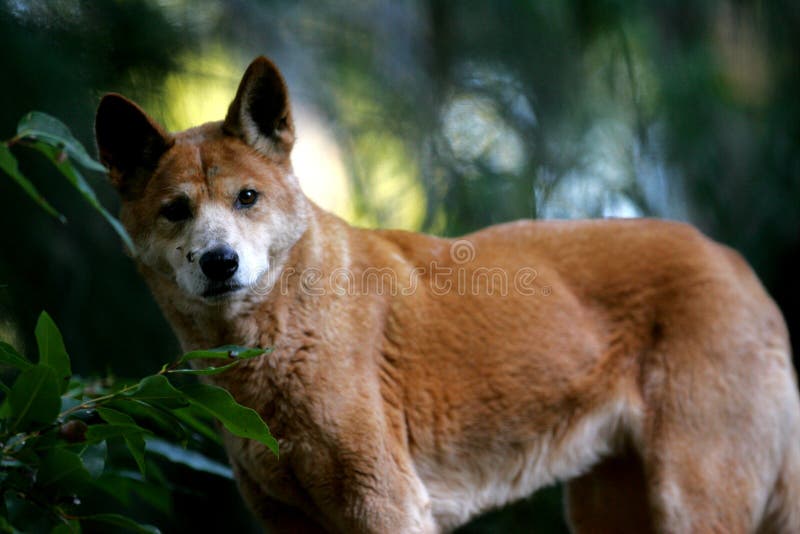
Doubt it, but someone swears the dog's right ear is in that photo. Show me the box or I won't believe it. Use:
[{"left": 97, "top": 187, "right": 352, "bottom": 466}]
[
  {"left": 223, "top": 56, "right": 295, "bottom": 161},
  {"left": 95, "top": 94, "right": 171, "bottom": 197}
]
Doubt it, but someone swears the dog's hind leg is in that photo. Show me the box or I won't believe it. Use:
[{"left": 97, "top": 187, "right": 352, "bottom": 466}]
[
  {"left": 757, "top": 382, "right": 800, "bottom": 534},
  {"left": 639, "top": 342, "right": 798, "bottom": 534}
]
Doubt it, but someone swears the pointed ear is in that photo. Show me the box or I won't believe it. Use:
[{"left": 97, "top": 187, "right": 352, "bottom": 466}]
[
  {"left": 95, "top": 94, "right": 172, "bottom": 197},
  {"left": 223, "top": 56, "right": 295, "bottom": 159}
]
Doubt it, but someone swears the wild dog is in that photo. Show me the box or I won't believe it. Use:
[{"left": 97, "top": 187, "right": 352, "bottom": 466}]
[{"left": 95, "top": 56, "right": 800, "bottom": 533}]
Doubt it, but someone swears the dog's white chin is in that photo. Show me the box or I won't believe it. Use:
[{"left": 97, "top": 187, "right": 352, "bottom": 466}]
[
  {"left": 202, "top": 283, "right": 246, "bottom": 300},
  {"left": 204, "top": 268, "right": 276, "bottom": 302}
]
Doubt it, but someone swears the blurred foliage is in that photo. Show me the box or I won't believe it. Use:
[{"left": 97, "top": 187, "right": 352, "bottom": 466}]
[
  {"left": 1, "top": 0, "right": 798, "bottom": 531},
  {"left": 0, "top": 311, "right": 277, "bottom": 533}
]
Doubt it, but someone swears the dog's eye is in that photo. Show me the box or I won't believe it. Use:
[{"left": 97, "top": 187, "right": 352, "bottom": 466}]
[
  {"left": 160, "top": 198, "right": 192, "bottom": 222},
  {"left": 236, "top": 189, "right": 259, "bottom": 208}
]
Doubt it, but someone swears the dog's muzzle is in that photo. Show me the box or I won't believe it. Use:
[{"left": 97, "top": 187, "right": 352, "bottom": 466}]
[
  {"left": 199, "top": 245, "right": 241, "bottom": 298},
  {"left": 200, "top": 245, "right": 239, "bottom": 282},
  {"left": 198, "top": 245, "right": 244, "bottom": 299}
]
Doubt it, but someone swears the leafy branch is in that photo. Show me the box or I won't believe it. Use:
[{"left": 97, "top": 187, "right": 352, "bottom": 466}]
[
  {"left": 0, "top": 112, "right": 134, "bottom": 252},
  {"left": 0, "top": 312, "right": 276, "bottom": 533}
]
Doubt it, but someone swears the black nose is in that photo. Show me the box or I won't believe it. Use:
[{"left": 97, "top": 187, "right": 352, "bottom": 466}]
[{"left": 199, "top": 246, "right": 239, "bottom": 282}]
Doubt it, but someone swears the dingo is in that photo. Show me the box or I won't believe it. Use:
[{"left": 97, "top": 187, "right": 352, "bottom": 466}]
[{"left": 96, "top": 56, "right": 800, "bottom": 533}]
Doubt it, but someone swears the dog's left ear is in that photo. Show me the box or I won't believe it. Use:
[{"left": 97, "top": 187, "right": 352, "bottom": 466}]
[
  {"left": 95, "top": 94, "right": 172, "bottom": 198},
  {"left": 223, "top": 56, "right": 295, "bottom": 160}
]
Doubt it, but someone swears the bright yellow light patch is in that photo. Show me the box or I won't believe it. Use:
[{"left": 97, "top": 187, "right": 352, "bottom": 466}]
[
  {"left": 350, "top": 131, "right": 426, "bottom": 231},
  {"left": 159, "top": 48, "right": 240, "bottom": 131},
  {"left": 292, "top": 106, "right": 354, "bottom": 221}
]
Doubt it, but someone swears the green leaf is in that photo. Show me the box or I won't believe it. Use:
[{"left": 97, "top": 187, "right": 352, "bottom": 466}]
[
  {"left": 81, "top": 442, "right": 107, "bottom": 478},
  {"left": 9, "top": 365, "right": 60, "bottom": 431},
  {"left": 97, "top": 406, "right": 138, "bottom": 426},
  {"left": 85, "top": 424, "right": 148, "bottom": 474},
  {"left": 0, "top": 341, "right": 32, "bottom": 370},
  {"left": 37, "top": 448, "right": 91, "bottom": 490},
  {"left": 4, "top": 491, "right": 49, "bottom": 532},
  {"left": 34, "top": 311, "right": 71, "bottom": 392},
  {"left": 167, "top": 360, "right": 242, "bottom": 376},
  {"left": 52, "top": 520, "right": 81, "bottom": 534},
  {"left": 106, "top": 399, "right": 188, "bottom": 444},
  {"left": 124, "top": 375, "right": 189, "bottom": 409},
  {"left": 79, "top": 513, "right": 160, "bottom": 534},
  {"left": 146, "top": 438, "right": 233, "bottom": 479},
  {"left": 177, "top": 345, "right": 268, "bottom": 365},
  {"left": 180, "top": 383, "right": 278, "bottom": 456},
  {"left": 97, "top": 408, "right": 149, "bottom": 475},
  {"left": 0, "top": 514, "right": 14, "bottom": 533},
  {"left": 0, "top": 143, "right": 65, "bottom": 222},
  {"left": 94, "top": 471, "right": 172, "bottom": 515},
  {"left": 16, "top": 111, "right": 106, "bottom": 172},
  {"left": 28, "top": 140, "right": 134, "bottom": 253},
  {"left": 0, "top": 398, "right": 11, "bottom": 419},
  {"left": 172, "top": 406, "right": 221, "bottom": 444},
  {"left": 85, "top": 423, "right": 149, "bottom": 442}
]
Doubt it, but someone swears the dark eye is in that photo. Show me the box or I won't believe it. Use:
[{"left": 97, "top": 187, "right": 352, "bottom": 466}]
[
  {"left": 236, "top": 189, "right": 259, "bottom": 208},
  {"left": 160, "top": 197, "right": 192, "bottom": 222}
]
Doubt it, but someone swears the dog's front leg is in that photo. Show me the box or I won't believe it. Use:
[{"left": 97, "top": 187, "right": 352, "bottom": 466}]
[
  {"left": 232, "top": 456, "right": 326, "bottom": 532},
  {"left": 254, "top": 496, "right": 327, "bottom": 534},
  {"left": 324, "top": 453, "right": 436, "bottom": 533},
  {"left": 294, "top": 429, "right": 437, "bottom": 533}
]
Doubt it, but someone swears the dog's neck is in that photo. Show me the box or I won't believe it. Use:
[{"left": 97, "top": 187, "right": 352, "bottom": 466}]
[{"left": 140, "top": 202, "right": 349, "bottom": 355}]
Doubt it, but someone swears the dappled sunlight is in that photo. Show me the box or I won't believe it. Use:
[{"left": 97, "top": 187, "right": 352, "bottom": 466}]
[
  {"left": 539, "top": 170, "right": 642, "bottom": 220},
  {"left": 292, "top": 106, "right": 354, "bottom": 221},
  {"left": 350, "top": 131, "right": 426, "bottom": 231},
  {"left": 531, "top": 31, "right": 685, "bottom": 221},
  {"left": 442, "top": 94, "right": 526, "bottom": 175},
  {"left": 157, "top": 48, "right": 241, "bottom": 131}
]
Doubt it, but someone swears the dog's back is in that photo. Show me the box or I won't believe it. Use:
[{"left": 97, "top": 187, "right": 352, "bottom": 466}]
[{"left": 359, "top": 217, "right": 800, "bottom": 532}]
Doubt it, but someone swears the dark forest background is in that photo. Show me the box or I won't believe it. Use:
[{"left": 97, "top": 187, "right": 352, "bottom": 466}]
[{"left": 1, "top": 1, "right": 798, "bottom": 532}]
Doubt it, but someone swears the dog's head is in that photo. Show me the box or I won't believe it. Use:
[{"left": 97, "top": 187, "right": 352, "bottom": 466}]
[{"left": 96, "top": 57, "right": 309, "bottom": 302}]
